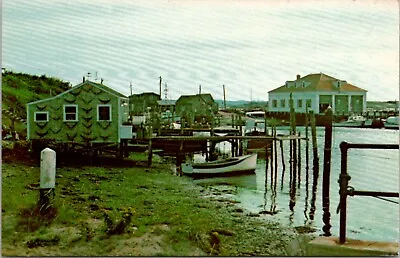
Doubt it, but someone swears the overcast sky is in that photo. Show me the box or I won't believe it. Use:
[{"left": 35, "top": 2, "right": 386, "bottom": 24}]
[{"left": 2, "top": 0, "right": 399, "bottom": 101}]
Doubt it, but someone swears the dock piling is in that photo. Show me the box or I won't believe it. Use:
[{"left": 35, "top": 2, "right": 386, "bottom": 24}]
[{"left": 322, "top": 107, "right": 333, "bottom": 236}]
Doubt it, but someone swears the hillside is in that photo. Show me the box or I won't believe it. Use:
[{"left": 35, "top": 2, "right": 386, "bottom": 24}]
[{"left": 2, "top": 70, "right": 71, "bottom": 137}]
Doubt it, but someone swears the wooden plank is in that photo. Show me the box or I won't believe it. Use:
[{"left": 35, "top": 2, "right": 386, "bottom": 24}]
[{"left": 151, "top": 135, "right": 307, "bottom": 141}]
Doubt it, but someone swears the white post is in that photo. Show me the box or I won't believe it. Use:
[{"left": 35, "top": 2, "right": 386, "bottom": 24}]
[{"left": 39, "top": 148, "right": 56, "bottom": 211}]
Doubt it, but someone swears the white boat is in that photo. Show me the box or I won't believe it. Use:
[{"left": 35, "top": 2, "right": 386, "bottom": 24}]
[
  {"left": 333, "top": 115, "right": 366, "bottom": 127},
  {"left": 181, "top": 153, "right": 257, "bottom": 178},
  {"left": 384, "top": 116, "right": 399, "bottom": 129},
  {"left": 245, "top": 110, "right": 265, "bottom": 119}
]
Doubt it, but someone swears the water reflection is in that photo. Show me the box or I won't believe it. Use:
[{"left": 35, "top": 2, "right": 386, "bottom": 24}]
[{"left": 193, "top": 127, "right": 399, "bottom": 242}]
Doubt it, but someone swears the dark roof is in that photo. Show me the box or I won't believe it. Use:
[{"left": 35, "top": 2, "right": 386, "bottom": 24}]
[
  {"left": 130, "top": 92, "right": 161, "bottom": 98},
  {"left": 177, "top": 93, "right": 215, "bottom": 104},
  {"left": 268, "top": 73, "right": 367, "bottom": 93}
]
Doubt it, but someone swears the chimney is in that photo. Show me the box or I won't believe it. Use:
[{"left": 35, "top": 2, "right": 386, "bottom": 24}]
[
  {"left": 83, "top": 76, "right": 85, "bottom": 82},
  {"left": 296, "top": 74, "right": 300, "bottom": 80}
]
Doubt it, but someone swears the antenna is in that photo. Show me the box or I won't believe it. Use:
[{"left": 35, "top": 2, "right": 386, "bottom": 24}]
[{"left": 95, "top": 72, "right": 98, "bottom": 82}]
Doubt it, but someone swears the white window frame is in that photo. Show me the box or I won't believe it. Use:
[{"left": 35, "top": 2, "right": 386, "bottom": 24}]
[
  {"left": 34, "top": 111, "right": 49, "bottom": 122},
  {"left": 63, "top": 104, "right": 78, "bottom": 122},
  {"left": 97, "top": 104, "right": 112, "bottom": 122}
]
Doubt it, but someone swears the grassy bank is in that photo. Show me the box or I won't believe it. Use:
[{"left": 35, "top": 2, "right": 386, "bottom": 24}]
[{"left": 2, "top": 152, "right": 309, "bottom": 256}]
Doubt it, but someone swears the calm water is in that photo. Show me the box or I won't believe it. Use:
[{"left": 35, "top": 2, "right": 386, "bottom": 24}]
[{"left": 194, "top": 127, "right": 399, "bottom": 242}]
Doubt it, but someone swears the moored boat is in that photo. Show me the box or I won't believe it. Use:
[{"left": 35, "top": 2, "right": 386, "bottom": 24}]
[
  {"left": 181, "top": 153, "right": 257, "bottom": 178},
  {"left": 384, "top": 116, "right": 399, "bottom": 129},
  {"left": 244, "top": 118, "right": 271, "bottom": 151},
  {"left": 333, "top": 115, "right": 366, "bottom": 127}
]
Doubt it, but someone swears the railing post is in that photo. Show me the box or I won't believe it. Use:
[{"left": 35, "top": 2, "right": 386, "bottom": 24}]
[
  {"left": 339, "top": 141, "right": 350, "bottom": 244},
  {"left": 322, "top": 107, "right": 332, "bottom": 236}
]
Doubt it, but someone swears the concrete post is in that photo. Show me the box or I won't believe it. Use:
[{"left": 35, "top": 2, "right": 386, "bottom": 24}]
[{"left": 39, "top": 148, "right": 56, "bottom": 212}]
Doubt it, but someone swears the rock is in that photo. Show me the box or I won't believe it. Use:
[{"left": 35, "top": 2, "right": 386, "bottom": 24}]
[
  {"left": 233, "top": 208, "right": 244, "bottom": 213},
  {"left": 88, "top": 195, "right": 100, "bottom": 201},
  {"left": 247, "top": 213, "right": 260, "bottom": 217},
  {"left": 56, "top": 175, "right": 63, "bottom": 178},
  {"left": 89, "top": 204, "right": 100, "bottom": 211}
]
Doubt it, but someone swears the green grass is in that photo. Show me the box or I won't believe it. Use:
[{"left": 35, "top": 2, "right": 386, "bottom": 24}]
[
  {"left": 3, "top": 151, "right": 396, "bottom": 256},
  {"left": 1, "top": 70, "right": 70, "bottom": 135},
  {"left": 2, "top": 155, "right": 305, "bottom": 256}
]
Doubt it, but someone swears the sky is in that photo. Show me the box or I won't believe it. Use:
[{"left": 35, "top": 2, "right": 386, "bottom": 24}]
[{"left": 2, "top": 0, "right": 399, "bottom": 101}]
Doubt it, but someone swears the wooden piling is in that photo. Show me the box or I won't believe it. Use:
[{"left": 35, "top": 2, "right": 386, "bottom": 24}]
[
  {"left": 297, "top": 131, "right": 301, "bottom": 188},
  {"left": 322, "top": 107, "right": 333, "bottom": 236},
  {"left": 309, "top": 110, "right": 319, "bottom": 220},
  {"left": 280, "top": 139, "right": 285, "bottom": 189},
  {"left": 270, "top": 132, "right": 273, "bottom": 189},
  {"left": 273, "top": 126, "right": 278, "bottom": 188},
  {"left": 305, "top": 106, "right": 310, "bottom": 170},
  {"left": 310, "top": 110, "right": 319, "bottom": 166},
  {"left": 147, "top": 126, "right": 153, "bottom": 167},
  {"left": 265, "top": 140, "right": 269, "bottom": 187}
]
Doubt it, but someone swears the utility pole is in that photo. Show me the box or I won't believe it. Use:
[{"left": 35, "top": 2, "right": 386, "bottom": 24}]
[
  {"left": 159, "top": 76, "right": 162, "bottom": 99},
  {"left": 223, "top": 84, "right": 227, "bottom": 110}
]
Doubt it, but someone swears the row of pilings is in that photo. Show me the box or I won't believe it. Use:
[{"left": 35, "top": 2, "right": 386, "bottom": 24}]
[{"left": 262, "top": 93, "right": 332, "bottom": 236}]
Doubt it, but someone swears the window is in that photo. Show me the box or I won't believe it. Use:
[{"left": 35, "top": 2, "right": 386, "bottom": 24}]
[
  {"left": 280, "top": 99, "right": 286, "bottom": 108},
  {"left": 272, "top": 100, "right": 277, "bottom": 108},
  {"left": 34, "top": 112, "right": 49, "bottom": 122},
  {"left": 297, "top": 99, "right": 303, "bottom": 108},
  {"left": 64, "top": 105, "right": 78, "bottom": 121},
  {"left": 98, "top": 105, "right": 111, "bottom": 121},
  {"left": 306, "top": 99, "right": 312, "bottom": 108}
]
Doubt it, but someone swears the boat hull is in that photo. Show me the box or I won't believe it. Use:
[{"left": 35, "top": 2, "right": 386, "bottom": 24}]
[{"left": 182, "top": 153, "right": 257, "bottom": 178}]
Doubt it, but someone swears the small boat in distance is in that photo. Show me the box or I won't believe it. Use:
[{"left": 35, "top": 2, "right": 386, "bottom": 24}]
[
  {"left": 181, "top": 153, "right": 257, "bottom": 178},
  {"left": 245, "top": 110, "right": 265, "bottom": 119},
  {"left": 384, "top": 116, "right": 399, "bottom": 129},
  {"left": 333, "top": 115, "right": 366, "bottom": 128}
]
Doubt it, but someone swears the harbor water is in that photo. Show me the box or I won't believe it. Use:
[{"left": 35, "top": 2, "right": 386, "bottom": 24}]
[{"left": 194, "top": 127, "right": 399, "bottom": 243}]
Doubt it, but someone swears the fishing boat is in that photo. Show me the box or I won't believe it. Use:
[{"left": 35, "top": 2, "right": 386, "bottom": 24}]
[
  {"left": 333, "top": 115, "right": 366, "bottom": 127},
  {"left": 244, "top": 118, "right": 271, "bottom": 151},
  {"left": 181, "top": 153, "right": 257, "bottom": 178},
  {"left": 384, "top": 116, "right": 399, "bottom": 129}
]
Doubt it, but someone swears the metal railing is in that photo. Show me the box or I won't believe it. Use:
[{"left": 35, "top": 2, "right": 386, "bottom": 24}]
[{"left": 337, "top": 141, "right": 399, "bottom": 244}]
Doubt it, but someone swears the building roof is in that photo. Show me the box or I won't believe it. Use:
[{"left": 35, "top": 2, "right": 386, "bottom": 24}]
[
  {"left": 157, "top": 99, "right": 176, "bottom": 106},
  {"left": 130, "top": 92, "right": 161, "bottom": 98},
  {"left": 268, "top": 73, "right": 367, "bottom": 93},
  {"left": 177, "top": 93, "right": 215, "bottom": 104},
  {"left": 27, "top": 80, "right": 128, "bottom": 105}
]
